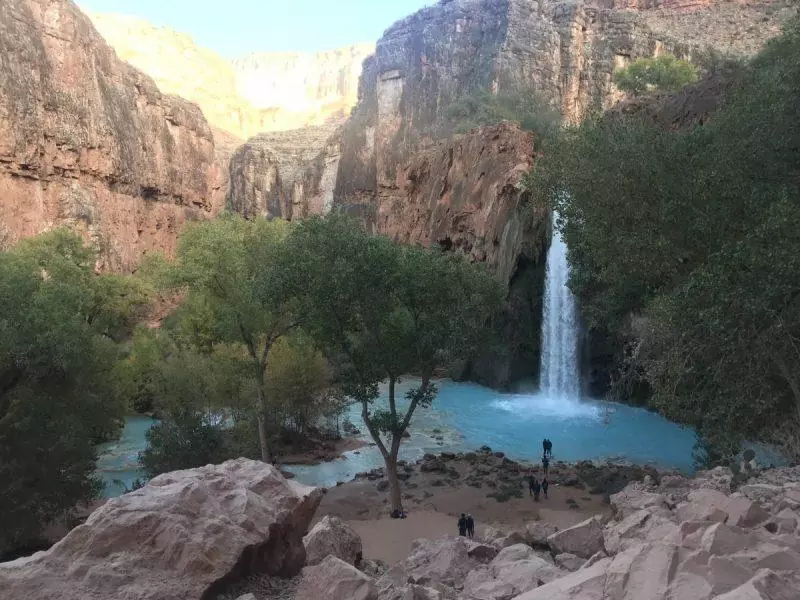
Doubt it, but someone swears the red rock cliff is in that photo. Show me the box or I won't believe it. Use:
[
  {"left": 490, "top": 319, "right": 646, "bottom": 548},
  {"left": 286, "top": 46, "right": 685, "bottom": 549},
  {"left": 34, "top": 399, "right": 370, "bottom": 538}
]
[{"left": 0, "top": 0, "right": 221, "bottom": 271}]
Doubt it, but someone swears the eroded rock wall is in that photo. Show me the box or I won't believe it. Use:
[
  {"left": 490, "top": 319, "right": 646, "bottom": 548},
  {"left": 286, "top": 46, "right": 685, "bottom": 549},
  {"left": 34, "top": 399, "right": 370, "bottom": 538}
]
[{"left": 0, "top": 0, "right": 221, "bottom": 272}]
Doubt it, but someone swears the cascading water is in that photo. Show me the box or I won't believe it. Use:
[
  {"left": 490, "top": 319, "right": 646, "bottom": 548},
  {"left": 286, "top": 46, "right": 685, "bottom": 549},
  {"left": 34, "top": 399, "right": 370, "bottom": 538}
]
[{"left": 539, "top": 214, "right": 581, "bottom": 399}]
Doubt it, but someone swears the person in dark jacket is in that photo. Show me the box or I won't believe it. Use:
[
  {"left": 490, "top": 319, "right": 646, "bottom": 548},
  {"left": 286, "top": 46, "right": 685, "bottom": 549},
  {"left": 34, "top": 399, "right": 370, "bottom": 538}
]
[
  {"left": 466, "top": 514, "right": 475, "bottom": 539},
  {"left": 542, "top": 454, "right": 550, "bottom": 477},
  {"left": 532, "top": 478, "right": 541, "bottom": 502},
  {"left": 458, "top": 513, "right": 468, "bottom": 536},
  {"left": 542, "top": 477, "right": 549, "bottom": 499},
  {"left": 528, "top": 473, "right": 536, "bottom": 496}
]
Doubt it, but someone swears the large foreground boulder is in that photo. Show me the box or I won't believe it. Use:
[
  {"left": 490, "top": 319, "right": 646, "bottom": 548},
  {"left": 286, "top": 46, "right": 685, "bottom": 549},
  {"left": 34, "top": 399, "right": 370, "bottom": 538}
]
[
  {"left": 304, "top": 515, "right": 363, "bottom": 566},
  {"left": 0, "top": 459, "right": 323, "bottom": 600},
  {"left": 461, "top": 544, "right": 564, "bottom": 599},
  {"left": 295, "top": 555, "right": 378, "bottom": 600}
]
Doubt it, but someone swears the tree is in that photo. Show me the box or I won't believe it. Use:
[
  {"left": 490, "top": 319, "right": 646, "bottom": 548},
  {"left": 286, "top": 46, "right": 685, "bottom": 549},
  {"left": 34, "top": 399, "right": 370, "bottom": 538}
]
[
  {"left": 0, "top": 229, "right": 148, "bottom": 557},
  {"left": 169, "top": 215, "right": 297, "bottom": 463},
  {"left": 286, "top": 215, "right": 503, "bottom": 513},
  {"left": 614, "top": 55, "right": 699, "bottom": 95}
]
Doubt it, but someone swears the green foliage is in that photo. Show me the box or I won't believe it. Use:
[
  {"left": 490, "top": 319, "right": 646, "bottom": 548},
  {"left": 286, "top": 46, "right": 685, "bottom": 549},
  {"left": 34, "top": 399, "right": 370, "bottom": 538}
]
[
  {"left": 0, "top": 229, "right": 148, "bottom": 556},
  {"left": 614, "top": 55, "right": 699, "bottom": 95},
  {"left": 441, "top": 89, "right": 562, "bottom": 145},
  {"left": 139, "top": 412, "right": 226, "bottom": 478},
  {"left": 526, "top": 20, "right": 800, "bottom": 464},
  {"left": 285, "top": 214, "right": 504, "bottom": 510}
]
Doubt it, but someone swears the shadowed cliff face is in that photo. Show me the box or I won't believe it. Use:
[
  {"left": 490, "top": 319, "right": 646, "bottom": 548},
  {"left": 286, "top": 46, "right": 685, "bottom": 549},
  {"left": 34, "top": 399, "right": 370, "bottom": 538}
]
[
  {"left": 0, "top": 0, "right": 222, "bottom": 272},
  {"left": 86, "top": 12, "right": 374, "bottom": 139}
]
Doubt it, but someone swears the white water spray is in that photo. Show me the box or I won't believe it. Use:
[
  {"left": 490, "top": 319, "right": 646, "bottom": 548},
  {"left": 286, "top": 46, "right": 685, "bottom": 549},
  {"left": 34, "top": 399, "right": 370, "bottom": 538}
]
[{"left": 539, "top": 214, "right": 581, "bottom": 398}]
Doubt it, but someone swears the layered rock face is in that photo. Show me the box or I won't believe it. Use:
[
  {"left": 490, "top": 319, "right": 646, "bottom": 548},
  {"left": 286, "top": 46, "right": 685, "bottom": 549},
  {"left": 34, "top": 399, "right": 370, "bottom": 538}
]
[
  {"left": 87, "top": 12, "right": 374, "bottom": 139},
  {"left": 226, "top": 124, "right": 342, "bottom": 220},
  {"left": 0, "top": 0, "right": 221, "bottom": 272},
  {"left": 0, "top": 459, "right": 323, "bottom": 600}
]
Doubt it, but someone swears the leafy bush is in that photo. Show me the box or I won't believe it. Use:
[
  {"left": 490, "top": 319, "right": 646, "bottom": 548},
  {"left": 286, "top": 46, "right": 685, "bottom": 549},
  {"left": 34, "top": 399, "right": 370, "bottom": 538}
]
[
  {"left": 614, "top": 55, "right": 699, "bottom": 95},
  {"left": 140, "top": 412, "right": 226, "bottom": 477}
]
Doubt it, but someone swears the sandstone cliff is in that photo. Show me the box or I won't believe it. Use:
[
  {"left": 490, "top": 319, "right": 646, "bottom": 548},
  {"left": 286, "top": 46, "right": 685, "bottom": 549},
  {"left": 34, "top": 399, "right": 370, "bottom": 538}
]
[
  {"left": 331, "top": 0, "right": 794, "bottom": 385},
  {"left": 87, "top": 12, "right": 374, "bottom": 139},
  {"left": 227, "top": 124, "right": 342, "bottom": 220},
  {"left": 0, "top": 0, "right": 221, "bottom": 272}
]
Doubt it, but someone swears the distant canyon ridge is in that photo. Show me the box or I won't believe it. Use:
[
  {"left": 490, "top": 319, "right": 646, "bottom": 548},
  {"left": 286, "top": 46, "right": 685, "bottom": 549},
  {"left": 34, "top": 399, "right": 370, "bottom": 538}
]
[{"left": 1, "top": 0, "right": 796, "bottom": 383}]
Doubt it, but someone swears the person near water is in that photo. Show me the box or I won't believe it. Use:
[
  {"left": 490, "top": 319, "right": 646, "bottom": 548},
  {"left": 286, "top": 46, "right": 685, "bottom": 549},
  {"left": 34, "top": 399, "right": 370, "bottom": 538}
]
[
  {"left": 542, "top": 438, "right": 548, "bottom": 458},
  {"left": 532, "top": 478, "right": 541, "bottom": 502},
  {"left": 528, "top": 472, "right": 536, "bottom": 496},
  {"left": 542, "top": 477, "right": 549, "bottom": 499},
  {"left": 542, "top": 454, "right": 550, "bottom": 477},
  {"left": 458, "top": 513, "right": 468, "bottom": 536},
  {"left": 466, "top": 514, "right": 475, "bottom": 539},
  {"left": 546, "top": 438, "right": 553, "bottom": 457}
]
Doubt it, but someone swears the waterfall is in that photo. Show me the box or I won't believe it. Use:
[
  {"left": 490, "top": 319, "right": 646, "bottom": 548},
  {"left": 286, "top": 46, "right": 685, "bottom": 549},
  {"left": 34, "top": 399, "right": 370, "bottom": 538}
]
[{"left": 539, "top": 214, "right": 581, "bottom": 399}]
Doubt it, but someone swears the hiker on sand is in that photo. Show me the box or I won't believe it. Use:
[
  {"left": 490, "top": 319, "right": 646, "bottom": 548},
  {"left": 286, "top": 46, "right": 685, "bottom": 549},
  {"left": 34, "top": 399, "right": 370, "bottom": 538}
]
[
  {"left": 466, "top": 514, "right": 475, "bottom": 539},
  {"left": 458, "top": 513, "right": 468, "bottom": 537},
  {"left": 546, "top": 438, "right": 553, "bottom": 457},
  {"left": 528, "top": 472, "right": 536, "bottom": 496},
  {"left": 542, "top": 454, "right": 550, "bottom": 477},
  {"left": 542, "top": 477, "right": 549, "bottom": 499},
  {"left": 532, "top": 478, "right": 541, "bottom": 502}
]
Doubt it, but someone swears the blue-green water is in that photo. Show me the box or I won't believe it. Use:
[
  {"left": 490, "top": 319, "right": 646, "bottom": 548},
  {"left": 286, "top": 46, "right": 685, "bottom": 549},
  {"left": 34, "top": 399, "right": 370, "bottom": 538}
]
[
  {"left": 96, "top": 415, "right": 154, "bottom": 497},
  {"left": 96, "top": 379, "right": 697, "bottom": 496}
]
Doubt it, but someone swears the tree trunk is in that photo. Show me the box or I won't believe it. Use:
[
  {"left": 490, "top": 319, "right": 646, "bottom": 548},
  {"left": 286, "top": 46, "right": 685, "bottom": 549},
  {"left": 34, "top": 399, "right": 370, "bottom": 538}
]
[
  {"left": 386, "top": 450, "right": 403, "bottom": 513},
  {"left": 256, "top": 384, "right": 272, "bottom": 463}
]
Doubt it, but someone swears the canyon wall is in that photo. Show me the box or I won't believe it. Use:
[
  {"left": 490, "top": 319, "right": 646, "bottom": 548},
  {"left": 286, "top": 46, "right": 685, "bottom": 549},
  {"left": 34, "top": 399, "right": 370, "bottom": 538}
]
[
  {"left": 0, "top": 0, "right": 221, "bottom": 272},
  {"left": 332, "top": 0, "right": 795, "bottom": 385},
  {"left": 87, "top": 12, "right": 374, "bottom": 139}
]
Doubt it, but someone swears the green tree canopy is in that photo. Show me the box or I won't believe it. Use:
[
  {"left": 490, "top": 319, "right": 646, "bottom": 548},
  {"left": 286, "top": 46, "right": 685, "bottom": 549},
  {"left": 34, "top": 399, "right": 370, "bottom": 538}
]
[
  {"left": 614, "top": 54, "right": 699, "bottom": 95},
  {"left": 285, "top": 214, "right": 504, "bottom": 512},
  {"left": 0, "top": 229, "right": 149, "bottom": 557}
]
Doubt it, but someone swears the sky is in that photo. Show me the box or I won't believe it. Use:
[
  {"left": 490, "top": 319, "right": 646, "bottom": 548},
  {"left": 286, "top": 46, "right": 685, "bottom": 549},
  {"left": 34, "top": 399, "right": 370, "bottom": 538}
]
[{"left": 78, "top": 0, "right": 434, "bottom": 57}]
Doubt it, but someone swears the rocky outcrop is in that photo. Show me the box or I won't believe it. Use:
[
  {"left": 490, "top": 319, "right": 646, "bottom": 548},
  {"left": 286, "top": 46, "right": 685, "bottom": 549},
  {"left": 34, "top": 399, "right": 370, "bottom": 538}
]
[
  {"left": 226, "top": 124, "right": 341, "bottom": 220},
  {"left": 0, "top": 0, "right": 221, "bottom": 272},
  {"left": 461, "top": 543, "right": 565, "bottom": 599},
  {"left": 296, "top": 555, "right": 378, "bottom": 600},
  {"left": 87, "top": 11, "right": 374, "bottom": 139},
  {"left": 304, "top": 515, "right": 363, "bottom": 567},
  {"left": 546, "top": 517, "right": 606, "bottom": 559},
  {"left": 0, "top": 459, "right": 323, "bottom": 600}
]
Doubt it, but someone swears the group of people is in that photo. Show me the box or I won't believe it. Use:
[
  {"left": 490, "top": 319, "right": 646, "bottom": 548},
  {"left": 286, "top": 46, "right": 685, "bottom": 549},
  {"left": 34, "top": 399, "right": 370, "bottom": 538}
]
[
  {"left": 458, "top": 513, "right": 475, "bottom": 538},
  {"left": 529, "top": 437, "right": 554, "bottom": 502}
]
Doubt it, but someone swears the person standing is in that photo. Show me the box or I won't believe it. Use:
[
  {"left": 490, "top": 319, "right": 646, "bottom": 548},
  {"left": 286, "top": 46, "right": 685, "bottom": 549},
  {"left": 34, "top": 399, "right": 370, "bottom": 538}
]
[
  {"left": 528, "top": 472, "right": 536, "bottom": 496},
  {"left": 466, "top": 514, "right": 475, "bottom": 539},
  {"left": 542, "top": 477, "right": 549, "bottom": 499},
  {"left": 542, "top": 454, "right": 550, "bottom": 478},
  {"left": 546, "top": 439, "right": 553, "bottom": 457},
  {"left": 532, "top": 478, "right": 541, "bottom": 502},
  {"left": 542, "top": 438, "right": 548, "bottom": 458},
  {"left": 458, "top": 513, "right": 468, "bottom": 537}
]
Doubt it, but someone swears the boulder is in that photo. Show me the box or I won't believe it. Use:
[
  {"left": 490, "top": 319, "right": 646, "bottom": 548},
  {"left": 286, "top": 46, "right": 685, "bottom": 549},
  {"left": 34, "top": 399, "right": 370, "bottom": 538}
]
[
  {"left": 525, "top": 521, "right": 559, "bottom": 549},
  {"left": 554, "top": 553, "right": 584, "bottom": 572},
  {"left": 296, "top": 555, "right": 378, "bottom": 600},
  {"left": 603, "top": 509, "right": 651, "bottom": 554},
  {"left": 546, "top": 517, "right": 605, "bottom": 559},
  {"left": 708, "top": 556, "right": 756, "bottom": 596},
  {"left": 460, "top": 544, "right": 565, "bottom": 600},
  {"left": 713, "top": 569, "right": 799, "bottom": 600},
  {"left": 492, "top": 531, "right": 527, "bottom": 549},
  {"left": 676, "top": 489, "right": 730, "bottom": 523},
  {"left": 610, "top": 484, "right": 668, "bottom": 518},
  {"left": 738, "top": 484, "right": 784, "bottom": 511},
  {"left": 235, "top": 595, "right": 257, "bottom": 600},
  {"left": 615, "top": 542, "right": 680, "bottom": 600},
  {"left": 699, "top": 523, "right": 757, "bottom": 556},
  {"left": 724, "top": 496, "right": 770, "bottom": 529},
  {"left": 377, "top": 537, "right": 495, "bottom": 591},
  {"left": 771, "top": 508, "right": 799, "bottom": 535},
  {"left": 0, "top": 459, "right": 322, "bottom": 600},
  {"left": 509, "top": 558, "right": 610, "bottom": 600},
  {"left": 304, "top": 515, "right": 363, "bottom": 566}
]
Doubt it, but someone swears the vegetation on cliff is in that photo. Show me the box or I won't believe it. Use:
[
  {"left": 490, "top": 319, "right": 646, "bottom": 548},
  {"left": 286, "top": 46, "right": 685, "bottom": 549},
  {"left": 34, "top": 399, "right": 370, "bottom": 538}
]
[
  {"left": 526, "top": 19, "right": 800, "bottom": 464},
  {"left": 613, "top": 54, "right": 699, "bottom": 95}
]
